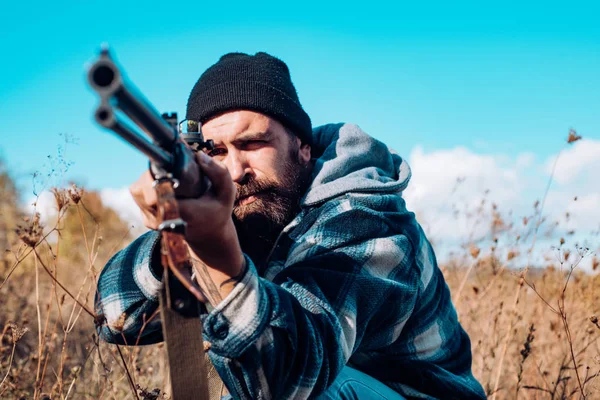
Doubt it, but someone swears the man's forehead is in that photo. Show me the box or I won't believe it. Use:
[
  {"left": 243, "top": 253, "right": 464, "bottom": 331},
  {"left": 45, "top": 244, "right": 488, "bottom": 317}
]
[{"left": 202, "top": 110, "right": 277, "bottom": 142}]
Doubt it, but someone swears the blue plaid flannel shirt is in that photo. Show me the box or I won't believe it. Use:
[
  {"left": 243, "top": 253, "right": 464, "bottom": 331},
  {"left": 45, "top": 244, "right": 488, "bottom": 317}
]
[{"left": 95, "top": 123, "right": 485, "bottom": 399}]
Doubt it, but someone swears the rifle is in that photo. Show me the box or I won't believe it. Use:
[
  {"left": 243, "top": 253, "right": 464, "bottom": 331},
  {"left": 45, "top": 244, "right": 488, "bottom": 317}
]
[{"left": 87, "top": 46, "right": 218, "bottom": 400}]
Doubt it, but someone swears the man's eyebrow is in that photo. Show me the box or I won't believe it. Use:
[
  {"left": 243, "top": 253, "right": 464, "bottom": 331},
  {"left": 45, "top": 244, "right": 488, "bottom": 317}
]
[{"left": 211, "top": 130, "right": 273, "bottom": 147}]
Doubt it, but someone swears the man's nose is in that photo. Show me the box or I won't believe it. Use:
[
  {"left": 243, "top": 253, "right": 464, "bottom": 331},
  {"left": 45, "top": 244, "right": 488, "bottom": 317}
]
[{"left": 226, "top": 151, "right": 253, "bottom": 184}]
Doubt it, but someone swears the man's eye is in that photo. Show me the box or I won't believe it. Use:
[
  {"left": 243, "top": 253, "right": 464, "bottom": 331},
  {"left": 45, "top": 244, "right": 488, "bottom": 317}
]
[
  {"left": 207, "top": 148, "right": 226, "bottom": 157},
  {"left": 244, "top": 140, "right": 266, "bottom": 149}
]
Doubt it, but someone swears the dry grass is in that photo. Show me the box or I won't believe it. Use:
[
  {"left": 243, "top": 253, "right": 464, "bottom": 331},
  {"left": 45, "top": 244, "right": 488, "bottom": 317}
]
[
  {"left": 444, "top": 252, "right": 600, "bottom": 399},
  {"left": 0, "top": 181, "right": 168, "bottom": 399},
  {"left": 0, "top": 131, "right": 598, "bottom": 399}
]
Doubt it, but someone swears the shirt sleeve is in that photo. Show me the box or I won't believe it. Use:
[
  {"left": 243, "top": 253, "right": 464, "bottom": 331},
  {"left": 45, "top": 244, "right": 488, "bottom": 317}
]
[
  {"left": 203, "top": 195, "right": 420, "bottom": 399},
  {"left": 95, "top": 230, "right": 164, "bottom": 345}
]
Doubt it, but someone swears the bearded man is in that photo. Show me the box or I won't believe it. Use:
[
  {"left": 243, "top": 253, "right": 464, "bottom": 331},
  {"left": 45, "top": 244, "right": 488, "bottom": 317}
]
[{"left": 95, "top": 52, "right": 485, "bottom": 399}]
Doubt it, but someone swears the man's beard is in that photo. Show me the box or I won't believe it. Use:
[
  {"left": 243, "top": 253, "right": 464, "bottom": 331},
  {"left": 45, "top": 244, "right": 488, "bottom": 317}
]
[{"left": 232, "top": 150, "right": 311, "bottom": 268}]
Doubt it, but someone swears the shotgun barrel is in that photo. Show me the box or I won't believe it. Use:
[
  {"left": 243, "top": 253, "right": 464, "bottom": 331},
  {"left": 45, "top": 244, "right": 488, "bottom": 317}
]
[
  {"left": 87, "top": 46, "right": 210, "bottom": 198},
  {"left": 94, "top": 102, "right": 173, "bottom": 168}
]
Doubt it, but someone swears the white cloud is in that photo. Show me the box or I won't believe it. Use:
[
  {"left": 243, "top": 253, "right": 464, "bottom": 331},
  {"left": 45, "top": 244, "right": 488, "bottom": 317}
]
[
  {"left": 402, "top": 140, "right": 599, "bottom": 267},
  {"left": 565, "top": 193, "right": 600, "bottom": 233},
  {"left": 403, "top": 145, "right": 534, "bottom": 241},
  {"left": 24, "top": 191, "right": 59, "bottom": 226},
  {"left": 541, "top": 139, "right": 600, "bottom": 235},
  {"left": 404, "top": 146, "right": 535, "bottom": 207},
  {"left": 547, "top": 139, "right": 600, "bottom": 185},
  {"left": 99, "top": 187, "right": 145, "bottom": 232}
]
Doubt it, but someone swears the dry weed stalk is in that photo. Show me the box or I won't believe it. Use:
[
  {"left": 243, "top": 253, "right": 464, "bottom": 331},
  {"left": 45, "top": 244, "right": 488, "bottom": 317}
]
[
  {"left": 515, "top": 323, "right": 535, "bottom": 397},
  {"left": 490, "top": 130, "right": 585, "bottom": 400},
  {"left": 0, "top": 183, "right": 153, "bottom": 399},
  {"left": 0, "top": 322, "right": 29, "bottom": 392},
  {"left": 523, "top": 245, "right": 595, "bottom": 398}
]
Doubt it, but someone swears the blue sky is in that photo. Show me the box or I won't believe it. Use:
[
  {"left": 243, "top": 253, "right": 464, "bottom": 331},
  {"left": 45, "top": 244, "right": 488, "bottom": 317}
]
[{"left": 1, "top": 0, "right": 598, "bottom": 213}]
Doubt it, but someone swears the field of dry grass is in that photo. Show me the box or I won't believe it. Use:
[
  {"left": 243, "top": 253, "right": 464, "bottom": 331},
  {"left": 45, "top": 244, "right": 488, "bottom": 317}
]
[{"left": 0, "top": 133, "right": 598, "bottom": 399}]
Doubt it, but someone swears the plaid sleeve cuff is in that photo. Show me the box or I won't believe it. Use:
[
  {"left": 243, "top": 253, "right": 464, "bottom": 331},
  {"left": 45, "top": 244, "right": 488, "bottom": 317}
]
[
  {"left": 203, "top": 255, "right": 270, "bottom": 358},
  {"left": 132, "top": 231, "right": 163, "bottom": 300}
]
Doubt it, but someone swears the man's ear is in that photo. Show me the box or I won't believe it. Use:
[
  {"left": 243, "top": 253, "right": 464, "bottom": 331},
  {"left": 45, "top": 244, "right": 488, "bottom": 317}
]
[{"left": 298, "top": 140, "right": 311, "bottom": 164}]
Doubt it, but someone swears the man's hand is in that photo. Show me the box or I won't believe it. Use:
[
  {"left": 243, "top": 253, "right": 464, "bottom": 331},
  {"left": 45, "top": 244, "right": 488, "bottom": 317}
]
[{"left": 130, "top": 151, "right": 245, "bottom": 302}]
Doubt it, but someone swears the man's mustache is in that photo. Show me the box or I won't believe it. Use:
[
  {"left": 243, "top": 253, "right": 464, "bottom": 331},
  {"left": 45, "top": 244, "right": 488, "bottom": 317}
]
[{"left": 234, "top": 178, "right": 277, "bottom": 204}]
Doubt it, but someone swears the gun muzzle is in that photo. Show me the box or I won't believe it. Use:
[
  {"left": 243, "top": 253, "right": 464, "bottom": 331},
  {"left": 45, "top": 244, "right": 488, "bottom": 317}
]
[
  {"left": 88, "top": 46, "right": 210, "bottom": 198},
  {"left": 88, "top": 49, "right": 176, "bottom": 149}
]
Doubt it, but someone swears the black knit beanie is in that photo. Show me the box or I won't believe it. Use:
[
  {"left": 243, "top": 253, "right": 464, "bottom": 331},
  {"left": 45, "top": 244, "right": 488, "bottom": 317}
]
[{"left": 186, "top": 52, "right": 312, "bottom": 145}]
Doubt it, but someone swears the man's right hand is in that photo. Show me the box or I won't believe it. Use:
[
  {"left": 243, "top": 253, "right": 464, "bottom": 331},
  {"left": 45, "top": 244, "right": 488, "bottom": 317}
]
[
  {"left": 130, "top": 169, "right": 161, "bottom": 230},
  {"left": 129, "top": 154, "right": 246, "bottom": 304}
]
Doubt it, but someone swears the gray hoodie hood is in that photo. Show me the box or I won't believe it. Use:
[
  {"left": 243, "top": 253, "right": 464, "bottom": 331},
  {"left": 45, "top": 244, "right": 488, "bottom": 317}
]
[{"left": 301, "top": 123, "right": 412, "bottom": 207}]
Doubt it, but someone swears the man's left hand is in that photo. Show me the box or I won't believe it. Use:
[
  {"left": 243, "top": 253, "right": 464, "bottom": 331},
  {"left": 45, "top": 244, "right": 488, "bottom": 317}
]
[{"left": 177, "top": 151, "right": 245, "bottom": 285}]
